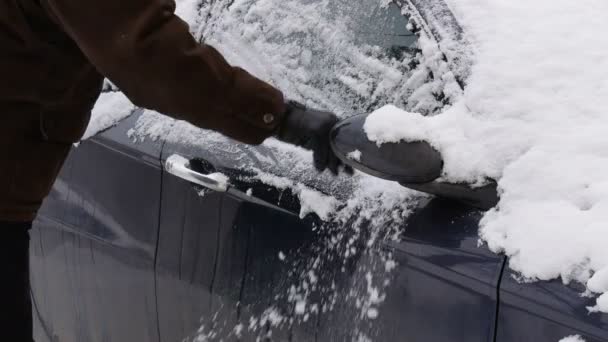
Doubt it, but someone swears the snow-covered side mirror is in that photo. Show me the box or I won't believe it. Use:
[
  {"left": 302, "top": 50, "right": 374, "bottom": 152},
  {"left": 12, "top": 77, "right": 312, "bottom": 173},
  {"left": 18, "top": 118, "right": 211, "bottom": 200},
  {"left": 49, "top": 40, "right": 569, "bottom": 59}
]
[
  {"left": 330, "top": 114, "right": 499, "bottom": 210},
  {"left": 330, "top": 114, "right": 443, "bottom": 183}
]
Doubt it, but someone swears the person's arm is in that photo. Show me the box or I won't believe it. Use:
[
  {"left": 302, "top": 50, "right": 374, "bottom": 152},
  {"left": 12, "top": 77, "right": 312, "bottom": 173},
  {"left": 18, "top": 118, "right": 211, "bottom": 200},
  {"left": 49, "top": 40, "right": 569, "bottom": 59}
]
[{"left": 43, "top": 0, "right": 285, "bottom": 144}]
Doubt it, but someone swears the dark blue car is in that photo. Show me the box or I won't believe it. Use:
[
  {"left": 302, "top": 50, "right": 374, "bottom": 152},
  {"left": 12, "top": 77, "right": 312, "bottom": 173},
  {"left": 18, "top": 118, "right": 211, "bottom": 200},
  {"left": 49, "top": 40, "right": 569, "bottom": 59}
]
[{"left": 29, "top": 0, "right": 608, "bottom": 341}]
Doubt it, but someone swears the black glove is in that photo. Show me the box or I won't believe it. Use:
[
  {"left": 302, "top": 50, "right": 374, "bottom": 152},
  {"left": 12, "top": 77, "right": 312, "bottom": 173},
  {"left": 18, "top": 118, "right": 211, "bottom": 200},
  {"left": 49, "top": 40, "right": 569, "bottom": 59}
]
[{"left": 276, "top": 101, "right": 352, "bottom": 175}]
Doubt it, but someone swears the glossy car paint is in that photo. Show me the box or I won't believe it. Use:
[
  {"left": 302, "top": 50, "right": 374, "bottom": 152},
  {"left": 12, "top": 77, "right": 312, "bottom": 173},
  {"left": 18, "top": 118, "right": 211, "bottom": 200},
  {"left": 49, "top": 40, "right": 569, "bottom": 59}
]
[
  {"left": 154, "top": 130, "right": 504, "bottom": 342},
  {"left": 30, "top": 111, "right": 162, "bottom": 342},
  {"left": 156, "top": 136, "right": 315, "bottom": 341},
  {"left": 315, "top": 199, "right": 505, "bottom": 341},
  {"left": 496, "top": 270, "right": 608, "bottom": 342}
]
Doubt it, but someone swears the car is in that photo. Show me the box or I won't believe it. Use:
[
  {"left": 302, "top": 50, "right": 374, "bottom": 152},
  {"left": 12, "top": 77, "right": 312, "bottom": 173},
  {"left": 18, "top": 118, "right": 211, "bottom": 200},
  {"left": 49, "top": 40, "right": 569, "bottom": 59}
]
[{"left": 29, "top": 0, "right": 608, "bottom": 341}]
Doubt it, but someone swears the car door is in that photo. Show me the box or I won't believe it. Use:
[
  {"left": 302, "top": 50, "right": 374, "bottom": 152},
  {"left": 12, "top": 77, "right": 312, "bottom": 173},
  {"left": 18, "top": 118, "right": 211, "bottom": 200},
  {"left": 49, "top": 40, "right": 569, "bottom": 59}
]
[
  {"left": 153, "top": 117, "right": 333, "bottom": 341},
  {"left": 141, "top": 1, "right": 503, "bottom": 342},
  {"left": 335, "top": 199, "right": 505, "bottom": 342},
  {"left": 30, "top": 109, "right": 163, "bottom": 342},
  {"left": 495, "top": 268, "right": 608, "bottom": 342},
  {"left": 153, "top": 134, "right": 505, "bottom": 342}
]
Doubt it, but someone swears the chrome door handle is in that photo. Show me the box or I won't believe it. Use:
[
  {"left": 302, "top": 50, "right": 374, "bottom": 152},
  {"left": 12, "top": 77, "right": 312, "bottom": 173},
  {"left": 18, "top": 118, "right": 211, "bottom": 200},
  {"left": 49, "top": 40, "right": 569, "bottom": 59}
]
[{"left": 165, "top": 154, "right": 229, "bottom": 192}]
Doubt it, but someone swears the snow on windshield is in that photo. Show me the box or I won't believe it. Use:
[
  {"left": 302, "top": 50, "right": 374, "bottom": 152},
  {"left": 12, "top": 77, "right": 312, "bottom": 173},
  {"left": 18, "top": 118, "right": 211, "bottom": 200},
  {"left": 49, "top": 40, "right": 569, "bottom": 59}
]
[{"left": 365, "top": 0, "right": 608, "bottom": 313}]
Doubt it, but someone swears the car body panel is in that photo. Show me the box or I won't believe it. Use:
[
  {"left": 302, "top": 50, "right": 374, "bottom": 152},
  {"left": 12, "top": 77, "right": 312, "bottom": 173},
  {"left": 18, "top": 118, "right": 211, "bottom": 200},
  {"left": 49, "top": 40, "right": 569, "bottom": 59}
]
[
  {"left": 497, "top": 270, "right": 608, "bottom": 342},
  {"left": 156, "top": 138, "right": 317, "bottom": 341},
  {"left": 154, "top": 108, "right": 506, "bottom": 341},
  {"left": 315, "top": 199, "right": 505, "bottom": 341},
  {"left": 31, "top": 111, "right": 162, "bottom": 342}
]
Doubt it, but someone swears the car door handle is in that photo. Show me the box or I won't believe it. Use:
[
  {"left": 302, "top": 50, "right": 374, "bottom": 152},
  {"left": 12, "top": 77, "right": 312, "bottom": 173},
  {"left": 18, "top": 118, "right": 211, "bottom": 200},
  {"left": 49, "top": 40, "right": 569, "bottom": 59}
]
[
  {"left": 165, "top": 154, "right": 296, "bottom": 216},
  {"left": 165, "top": 154, "right": 229, "bottom": 192}
]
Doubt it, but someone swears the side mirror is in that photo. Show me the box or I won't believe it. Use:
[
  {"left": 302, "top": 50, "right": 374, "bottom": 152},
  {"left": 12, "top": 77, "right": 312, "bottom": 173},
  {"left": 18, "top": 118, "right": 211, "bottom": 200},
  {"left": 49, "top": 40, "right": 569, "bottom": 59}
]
[
  {"left": 330, "top": 114, "right": 443, "bottom": 184},
  {"left": 330, "top": 114, "right": 499, "bottom": 210}
]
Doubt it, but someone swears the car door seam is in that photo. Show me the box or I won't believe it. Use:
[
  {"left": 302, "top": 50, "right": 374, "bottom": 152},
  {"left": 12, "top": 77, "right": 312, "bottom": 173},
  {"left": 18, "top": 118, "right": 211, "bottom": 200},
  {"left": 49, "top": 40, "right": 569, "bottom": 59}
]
[
  {"left": 31, "top": 287, "right": 55, "bottom": 341},
  {"left": 208, "top": 194, "right": 223, "bottom": 312},
  {"left": 493, "top": 256, "right": 508, "bottom": 342},
  {"left": 235, "top": 220, "right": 252, "bottom": 334},
  {"left": 153, "top": 138, "right": 166, "bottom": 342}
]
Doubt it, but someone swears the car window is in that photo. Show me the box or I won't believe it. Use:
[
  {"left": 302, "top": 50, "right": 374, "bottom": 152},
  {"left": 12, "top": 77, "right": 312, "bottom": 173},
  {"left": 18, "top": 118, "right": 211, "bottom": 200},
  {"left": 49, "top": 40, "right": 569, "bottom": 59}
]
[
  {"left": 336, "top": 0, "right": 417, "bottom": 50},
  {"left": 193, "top": 0, "right": 451, "bottom": 116}
]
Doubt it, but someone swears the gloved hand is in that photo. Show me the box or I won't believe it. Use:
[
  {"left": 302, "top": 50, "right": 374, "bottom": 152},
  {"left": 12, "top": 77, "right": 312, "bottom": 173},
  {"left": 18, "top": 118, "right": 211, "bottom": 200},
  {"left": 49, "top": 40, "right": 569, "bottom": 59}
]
[{"left": 276, "top": 101, "right": 353, "bottom": 175}]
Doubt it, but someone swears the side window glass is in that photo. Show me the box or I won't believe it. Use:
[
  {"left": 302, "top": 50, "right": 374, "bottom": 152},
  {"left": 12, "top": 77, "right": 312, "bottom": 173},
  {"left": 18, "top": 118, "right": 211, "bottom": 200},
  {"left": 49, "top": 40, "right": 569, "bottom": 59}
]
[{"left": 195, "top": 0, "right": 447, "bottom": 116}]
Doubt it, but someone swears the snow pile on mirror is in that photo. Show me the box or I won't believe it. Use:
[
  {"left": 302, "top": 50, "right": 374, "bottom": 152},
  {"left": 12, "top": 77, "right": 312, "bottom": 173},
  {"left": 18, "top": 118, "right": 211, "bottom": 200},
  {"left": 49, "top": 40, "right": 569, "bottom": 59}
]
[{"left": 365, "top": 0, "right": 608, "bottom": 312}]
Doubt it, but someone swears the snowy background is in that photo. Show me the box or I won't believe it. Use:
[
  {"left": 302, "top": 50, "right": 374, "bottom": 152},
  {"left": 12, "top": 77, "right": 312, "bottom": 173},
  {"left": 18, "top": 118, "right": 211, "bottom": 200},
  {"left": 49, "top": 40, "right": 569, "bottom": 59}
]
[{"left": 86, "top": 0, "right": 608, "bottom": 338}]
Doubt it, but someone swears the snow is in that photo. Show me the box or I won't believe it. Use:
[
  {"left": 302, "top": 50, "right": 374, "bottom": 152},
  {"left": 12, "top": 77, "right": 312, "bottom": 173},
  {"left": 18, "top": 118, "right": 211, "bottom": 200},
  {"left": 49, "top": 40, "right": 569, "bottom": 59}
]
[
  {"left": 296, "top": 184, "right": 338, "bottom": 220},
  {"left": 232, "top": 323, "right": 243, "bottom": 338},
  {"left": 294, "top": 300, "right": 307, "bottom": 315},
  {"left": 251, "top": 170, "right": 340, "bottom": 219},
  {"left": 204, "top": 172, "right": 229, "bottom": 186},
  {"left": 82, "top": 92, "right": 135, "bottom": 140},
  {"left": 364, "top": 105, "right": 435, "bottom": 146},
  {"left": 260, "top": 307, "right": 284, "bottom": 326},
  {"left": 559, "top": 335, "right": 586, "bottom": 342},
  {"left": 364, "top": 0, "right": 608, "bottom": 312},
  {"left": 367, "top": 308, "right": 379, "bottom": 319},
  {"left": 588, "top": 292, "right": 608, "bottom": 314},
  {"left": 347, "top": 150, "right": 363, "bottom": 162}
]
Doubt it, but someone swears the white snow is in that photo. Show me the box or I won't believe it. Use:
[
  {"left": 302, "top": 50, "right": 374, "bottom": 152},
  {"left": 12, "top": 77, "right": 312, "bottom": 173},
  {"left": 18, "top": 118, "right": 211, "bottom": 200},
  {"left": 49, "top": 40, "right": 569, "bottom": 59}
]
[
  {"left": 364, "top": 104, "right": 436, "bottom": 145},
  {"left": 347, "top": 150, "right": 363, "bottom": 162},
  {"left": 384, "top": 260, "right": 397, "bottom": 272},
  {"left": 588, "top": 293, "right": 608, "bottom": 314},
  {"left": 294, "top": 300, "right": 307, "bottom": 315},
  {"left": 232, "top": 323, "right": 243, "bottom": 338},
  {"left": 252, "top": 170, "right": 339, "bottom": 220},
  {"left": 559, "top": 335, "right": 586, "bottom": 342},
  {"left": 204, "top": 172, "right": 229, "bottom": 186},
  {"left": 174, "top": 0, "right": 202, "bottom": 31},
  {"left": 364, "top": 0, "right": 608, "bottom": 312},
  {"left": 82, "top": 92, "right": 135, "bottom": 140},
  {"left": 259, "top": 307, "right": 285, "bottom": 327},
  {"left": 366, "top": 308, "right": 379, "bottom": 319},
  {"left": 296, "top": 184, "right": 338, "bottom": 220}
]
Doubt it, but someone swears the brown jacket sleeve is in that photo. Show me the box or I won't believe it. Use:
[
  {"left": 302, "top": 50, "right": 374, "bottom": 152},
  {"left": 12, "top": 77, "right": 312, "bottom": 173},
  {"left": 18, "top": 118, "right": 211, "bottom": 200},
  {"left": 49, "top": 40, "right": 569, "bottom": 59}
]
[{"left": 42, "top": 0, "right": 286, "bottom": 144}]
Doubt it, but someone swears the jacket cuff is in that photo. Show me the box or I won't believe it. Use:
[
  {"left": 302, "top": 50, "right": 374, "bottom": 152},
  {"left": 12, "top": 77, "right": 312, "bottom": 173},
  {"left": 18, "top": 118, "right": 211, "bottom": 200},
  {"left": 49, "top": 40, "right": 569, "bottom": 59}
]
[{"left": 229, "top": 67, "right": 287, "bottom": 134}]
